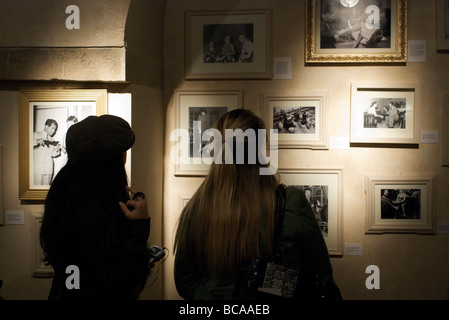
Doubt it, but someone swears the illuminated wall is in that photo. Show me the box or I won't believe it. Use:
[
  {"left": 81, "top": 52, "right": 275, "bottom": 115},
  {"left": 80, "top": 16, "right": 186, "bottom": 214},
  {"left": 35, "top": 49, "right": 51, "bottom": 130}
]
[
  {"left": 0, "top": 0, "right": 448, "bottom": 301},
  {"left": 162, "top": 0, "right": 449, "bottom": 300}
]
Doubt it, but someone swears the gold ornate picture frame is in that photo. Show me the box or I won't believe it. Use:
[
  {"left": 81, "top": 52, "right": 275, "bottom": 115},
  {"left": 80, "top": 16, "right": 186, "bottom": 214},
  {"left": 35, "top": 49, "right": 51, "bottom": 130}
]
[
  {"left": 19, "top": 89, "right": 108, "bottom": 201},
  {"left": 305, "top": 0, "right": 407, "bottom": 64}
]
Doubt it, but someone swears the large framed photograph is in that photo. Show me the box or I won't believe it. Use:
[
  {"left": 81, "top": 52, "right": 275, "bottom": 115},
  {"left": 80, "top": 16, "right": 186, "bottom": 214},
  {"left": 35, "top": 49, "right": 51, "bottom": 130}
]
[
  {"left": 305, "top": 0, "right": 407, "bottom": 64},
  {"left": 185, "top": 9, "right": 272, "bottom": 79},
  {"left": 19, "top": 89, "right": 108, "bottom": 200},
  {"left": 365, "top": 175, "right": 436, "bottom": 234},
  {"left": 443, "top": 94, "right": 449, "bottom": 166},
  {"left": 262, "top": 92, "right": 328, "bottom": 149},
  {"left": 172, "top": 90, "right": 242, "bottom": 176},
  {"left": 279, "top": 168, "right": 343, "bottom": 256},
  {"left": 350, "top": 83, "right": 419, "bottom": 144},
  {"left": 436, "top": 0, "right": 449, "bottom": 51}
]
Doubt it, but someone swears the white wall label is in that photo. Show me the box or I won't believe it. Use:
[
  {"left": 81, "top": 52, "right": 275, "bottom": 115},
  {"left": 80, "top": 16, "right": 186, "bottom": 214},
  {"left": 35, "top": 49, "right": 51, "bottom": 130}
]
[
  {"left": 345, "top": 243, "right": 363, "bottom": 256},
  {"left": 420, "top": 130, "right": 439, "bottom": 144},
  {"left": 274, "top": 57, "right": 292, "bottom": 80},
  {"left": 5, "top": 210, "right": 25, "bottom": 225}
]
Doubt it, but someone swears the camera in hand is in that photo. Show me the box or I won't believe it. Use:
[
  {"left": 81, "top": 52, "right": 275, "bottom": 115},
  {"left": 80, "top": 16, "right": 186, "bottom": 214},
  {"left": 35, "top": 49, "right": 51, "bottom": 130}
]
[
  {"left": 43, "top": 140, "right": 60, "bottom": 147},
  {"left": 147, "top": 245, "right": 165, "bottom": 265}
]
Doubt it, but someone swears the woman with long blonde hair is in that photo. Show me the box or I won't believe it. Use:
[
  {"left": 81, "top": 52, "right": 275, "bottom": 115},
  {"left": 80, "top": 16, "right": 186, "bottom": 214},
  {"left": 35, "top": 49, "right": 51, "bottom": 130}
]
[{"left": 174, "top": 109, "right": 340, "bottom": 300}]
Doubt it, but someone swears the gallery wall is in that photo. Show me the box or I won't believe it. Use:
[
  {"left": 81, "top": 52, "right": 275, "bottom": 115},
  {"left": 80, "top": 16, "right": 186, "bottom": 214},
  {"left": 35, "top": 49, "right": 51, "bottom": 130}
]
[
  {"left": 162, "top": 0, "right": 449, "bottom": 300},
  {"left": 0, "top": 0, "right": 448, "bottom": 301}
]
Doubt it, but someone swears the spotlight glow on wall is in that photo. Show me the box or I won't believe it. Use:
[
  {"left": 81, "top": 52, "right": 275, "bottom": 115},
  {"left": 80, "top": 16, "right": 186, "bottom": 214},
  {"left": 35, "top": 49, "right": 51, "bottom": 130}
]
[{"left": 340, "top": 0, "right": 359, "bottom": 7}]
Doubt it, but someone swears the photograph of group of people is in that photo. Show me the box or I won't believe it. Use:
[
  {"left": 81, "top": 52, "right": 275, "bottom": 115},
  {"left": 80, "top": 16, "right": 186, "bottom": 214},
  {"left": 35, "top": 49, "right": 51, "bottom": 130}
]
[
  {"left": 203, "top": 23, "right": 254, "bottom": 63},
  {"left": 273, "top": 106, "right": 316, "bottom": 134},
  {"left": 292, "top": 185, "right": 329, "bottom": 237},
  {"left": 320, "top": 0, "right": 392, "bottom": 49},
  {"left": 32, "top": 103, "right": 95, "bottom": 187},
  {"left": 381, "top": 189, "right": 421, "bottom": 219},
  {"left": 363, "top": 98, "right": 406, "bottom": 129}
]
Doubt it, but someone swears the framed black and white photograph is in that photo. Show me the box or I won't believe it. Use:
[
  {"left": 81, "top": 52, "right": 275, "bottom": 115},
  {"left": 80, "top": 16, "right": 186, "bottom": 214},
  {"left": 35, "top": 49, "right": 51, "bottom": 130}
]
[
  {"left": 203, "top": 23, "right": 254, "bottom": 63},
  {"left": 188, "top": 106, "right": 229, "bottom": 158},
  {"left": 350, "top": 83, "right": 419, "bottom": 144},
  {"left": 365, "top": 175, "right": 436, "bottom": 234},
  {"left": 293, "top": 185, "right": 330, "bottom": 237},
  {"left": 185, "top": 9, "right": 272, "bottom": 79},
  {"left": 443, "top": 94, "right": 449, "bottom": 166},
  {"left": 279, "top": 168, "right": 343, "bottom": 256},
  {"left": 173, "top": 90, "right": 242, "bottom": 176},
  {"left": 262, "top": 92, "right": 328, "bottom": 149},
  {"left": 379, "top": 189, "right": 421, "bottom": 220},
  {"left": 436, "top": 0, "right": 449, "bottom": 51},
  {"left": 273, "top": 106, "right": 316, "bottom": 134},
  {"left": 305, "top": 0, "right": 407, "bottom": 63},
  {"left": 19, "top": 90, "right": 108, "bottom": 200}
]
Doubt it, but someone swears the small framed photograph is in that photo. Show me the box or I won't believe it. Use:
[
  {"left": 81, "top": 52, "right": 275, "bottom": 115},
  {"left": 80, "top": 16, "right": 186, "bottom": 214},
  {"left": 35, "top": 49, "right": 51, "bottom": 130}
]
[
  {"left": 185, "top": 9, "right": 272, "bottom": 79},
  {"left": 19, "top": 89, "right": 108, "bottom": 200},
  {"left": 305, "top": 0, "right": 407, "bottom": 64},
  {"left": 436, "top": 0, "right": 449, "bottom": 51},
  {"left": 350, "top": 83, "right": 419, "bottom": 144},
  {"left": 262, "top": 92, "right": 328, "bottom": 149},
  {"left": 365, "top": 175, "right": 436, "bottom": 234},
  {"left": 172, "top": 90, "right": 242, "bottom": 176},
  {"left": 279, "top": 168, "right": 343, "bottom": 256},
  {"left": 443, "top": 94, "right": 449, "bottom": 166}
]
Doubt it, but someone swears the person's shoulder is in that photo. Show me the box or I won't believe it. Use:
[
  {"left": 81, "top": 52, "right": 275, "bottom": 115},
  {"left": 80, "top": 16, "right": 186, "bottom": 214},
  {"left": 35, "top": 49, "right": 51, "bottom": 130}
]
[
  {"left": 285, "top": 185, "right": 304, "bottom": 198},
  {"left": 285, "top": 186, "right": 308, "bottom": 208}
]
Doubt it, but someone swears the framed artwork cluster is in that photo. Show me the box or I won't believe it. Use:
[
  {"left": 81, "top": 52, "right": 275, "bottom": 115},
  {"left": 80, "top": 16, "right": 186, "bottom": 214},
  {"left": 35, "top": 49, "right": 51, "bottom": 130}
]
[
  {"left": 175, "top": 2, "right": 448, "bottom": 256},
  {"left": 172, "top": 89, "right": 330, "bottom": 176},
  {"left": 181, "top": 7, "right": 341, "bottom": 254}
]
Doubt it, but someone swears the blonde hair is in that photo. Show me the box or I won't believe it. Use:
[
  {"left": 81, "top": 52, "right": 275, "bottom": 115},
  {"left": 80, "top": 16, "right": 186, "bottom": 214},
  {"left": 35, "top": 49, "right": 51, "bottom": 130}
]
[{"left": 174, "top": 109, "right": 279, "bottom": 277}]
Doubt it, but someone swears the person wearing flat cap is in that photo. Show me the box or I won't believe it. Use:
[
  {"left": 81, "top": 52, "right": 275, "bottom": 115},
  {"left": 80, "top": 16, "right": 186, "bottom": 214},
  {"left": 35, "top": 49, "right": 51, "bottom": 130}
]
[{"left": 40, "top": 115, "right": 151, "bottom": 300}]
